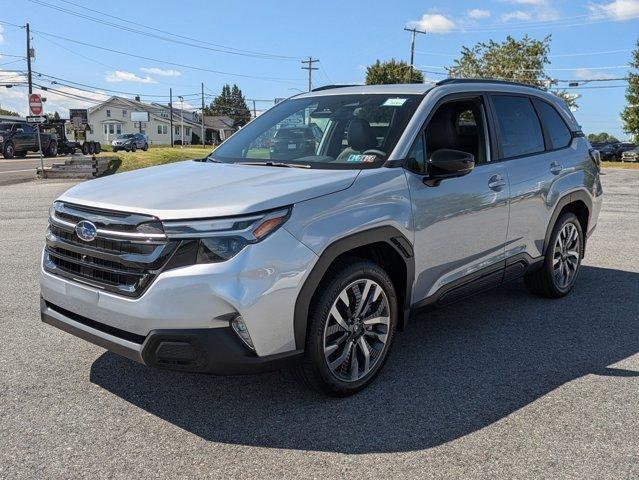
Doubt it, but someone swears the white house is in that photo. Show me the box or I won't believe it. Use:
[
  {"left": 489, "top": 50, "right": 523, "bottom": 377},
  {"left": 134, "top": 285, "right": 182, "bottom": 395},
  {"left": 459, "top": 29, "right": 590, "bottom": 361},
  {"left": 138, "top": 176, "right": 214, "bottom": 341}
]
[{"left": 86, "top": 96, "right": 201, "bottom": 146}]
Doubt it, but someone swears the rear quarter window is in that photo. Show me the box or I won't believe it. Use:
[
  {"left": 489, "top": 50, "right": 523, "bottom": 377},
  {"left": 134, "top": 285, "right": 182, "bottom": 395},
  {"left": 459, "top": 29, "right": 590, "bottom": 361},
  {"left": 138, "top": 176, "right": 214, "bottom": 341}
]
[
  {"left": 491, "top": 95, "right": 545, "bottom": 159},
  {"left": 533, "top": 99, "right": 572, "bottom": 150}
]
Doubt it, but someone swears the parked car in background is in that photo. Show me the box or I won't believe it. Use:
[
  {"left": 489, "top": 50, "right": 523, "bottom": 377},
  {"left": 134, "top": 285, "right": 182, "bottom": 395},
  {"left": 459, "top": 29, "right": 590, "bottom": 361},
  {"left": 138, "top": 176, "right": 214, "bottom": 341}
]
[
  {"left": 269, "top": 125, "right": 317, "bottom": 159},
  {"left": 41, "top": 80, "right": 602, "bottom": 396},
  {"left": 0, "top": 121, "right": 58, "bottom": 159},
  {"left": 597, "top": 143, "right": 618, "bottom": 161},
  {"left": 615, "top": 142, "right": 636, "bottom": 157},
  {"left": 621, "top": 146, "right": 639, "bottom": 162},
  {"left": 112, "top": 133, "right": 148, "bottom": 152}
]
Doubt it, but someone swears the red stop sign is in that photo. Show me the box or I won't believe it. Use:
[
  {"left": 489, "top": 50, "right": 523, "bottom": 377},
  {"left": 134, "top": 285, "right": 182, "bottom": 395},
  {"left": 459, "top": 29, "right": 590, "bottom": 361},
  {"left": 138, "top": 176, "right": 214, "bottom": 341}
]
[{"left": 29, "top": 93, "right": 43, "bottom": 115}]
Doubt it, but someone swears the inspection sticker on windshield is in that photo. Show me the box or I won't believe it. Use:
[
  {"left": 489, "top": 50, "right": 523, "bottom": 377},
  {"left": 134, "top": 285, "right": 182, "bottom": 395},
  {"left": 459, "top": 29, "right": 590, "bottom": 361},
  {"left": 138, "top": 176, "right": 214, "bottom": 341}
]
[
  {"left": 382, "top": 97, "right": 407, "bottom": 107},
  {"left": 347, "top": 154, "right": 377, "bottom": 163}
]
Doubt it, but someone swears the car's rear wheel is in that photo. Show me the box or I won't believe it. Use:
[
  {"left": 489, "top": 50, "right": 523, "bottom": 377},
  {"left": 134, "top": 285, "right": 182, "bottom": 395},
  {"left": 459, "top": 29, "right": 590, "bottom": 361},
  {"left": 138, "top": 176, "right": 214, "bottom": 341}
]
[
  {"left": 294, "top": 259, "right": 397, "bottom": 396},
  {"left": 524, "top": 212, "right": 583, "bottom": 298},
  {"left": 46, "top": 141, "right": 58, "bottom": 157},
  {"left": 142, "top": 143, "right": 148, "bottom": 151},
  {"left": 131, "top": 143, "right": 137, "bottom": 152}
]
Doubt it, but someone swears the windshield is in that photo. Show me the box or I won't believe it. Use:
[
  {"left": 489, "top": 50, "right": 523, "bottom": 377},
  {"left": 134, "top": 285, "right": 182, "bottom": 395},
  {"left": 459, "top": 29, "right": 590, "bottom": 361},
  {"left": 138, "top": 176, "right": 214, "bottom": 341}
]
[
  {"left": 209, "top": 93, "right": 422, "bottom": 169},
  {"left": 116, "top": 134, "right": 135, "bottom": 139},
  {"left": 0, "top": 123, "right": 16, "bottom": 131}
]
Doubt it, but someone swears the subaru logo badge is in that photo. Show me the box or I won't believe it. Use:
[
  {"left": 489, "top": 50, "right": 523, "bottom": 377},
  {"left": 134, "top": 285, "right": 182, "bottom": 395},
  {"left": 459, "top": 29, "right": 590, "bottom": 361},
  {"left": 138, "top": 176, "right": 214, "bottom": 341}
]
[{"left": 75, "top": 220, "right": 97, "bottom": 242}]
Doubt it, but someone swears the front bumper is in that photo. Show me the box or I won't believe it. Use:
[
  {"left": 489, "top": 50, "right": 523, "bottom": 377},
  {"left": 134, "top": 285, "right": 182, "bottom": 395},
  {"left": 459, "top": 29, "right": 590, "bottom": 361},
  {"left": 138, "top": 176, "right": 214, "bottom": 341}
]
[
  {"left": 40, "top": 226, "right": 318, "bottom": 371},
  {"left": 41, "top": 299, "right": 303, "bottom": 374}
]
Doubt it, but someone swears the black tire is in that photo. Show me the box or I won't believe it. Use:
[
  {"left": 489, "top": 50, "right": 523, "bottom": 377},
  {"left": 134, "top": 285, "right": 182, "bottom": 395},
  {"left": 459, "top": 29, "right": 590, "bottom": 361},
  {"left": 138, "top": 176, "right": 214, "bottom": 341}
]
[
  {"left": 293, "top": 259, "right": 398, "bottom": 396},
  {"left": 46, "top": 141, "right": 58, "bottom": 157},
  {"left": 3, "top": 141, "right": 15, "bottom": 159},
  {"left": 131, "top": 143, "right": 137, "bottom": 152},
  {"left": 14, "top": 150, "right": 27, "bottom": 158},
  {"left": 94, "top": 142, "right": 101, "bottom": 154},
  {"left": 112, "top": 147, "right": 118, "bottom": 153},
  {"left": 88, "top": 142, "right": 96, "bottom": 155},
  {"left": 524, "top": 212, "right": 584, "bottom": 298},
  {"left": 142, "top": 143, "right": 148, "bottom": 151},
  {"left": 82, "top": 142, "right": 90, "bottom": 155}
]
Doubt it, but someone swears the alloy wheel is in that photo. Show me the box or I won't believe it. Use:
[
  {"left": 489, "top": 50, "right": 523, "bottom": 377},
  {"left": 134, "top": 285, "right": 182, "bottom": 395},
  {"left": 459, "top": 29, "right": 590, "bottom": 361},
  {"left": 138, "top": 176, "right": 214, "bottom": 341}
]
[
  {"left": 553, "top": 222, "right": 580, "bottom": 289},
  {"left": 323, "top": 279, "right": 390, "bottom": 382}
]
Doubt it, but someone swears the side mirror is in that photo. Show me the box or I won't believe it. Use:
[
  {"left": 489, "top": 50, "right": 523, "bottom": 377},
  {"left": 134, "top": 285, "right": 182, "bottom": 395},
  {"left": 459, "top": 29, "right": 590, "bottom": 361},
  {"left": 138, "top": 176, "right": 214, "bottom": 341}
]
[{"left": 425, "top": 149, "right": 475, "bottom": 184}]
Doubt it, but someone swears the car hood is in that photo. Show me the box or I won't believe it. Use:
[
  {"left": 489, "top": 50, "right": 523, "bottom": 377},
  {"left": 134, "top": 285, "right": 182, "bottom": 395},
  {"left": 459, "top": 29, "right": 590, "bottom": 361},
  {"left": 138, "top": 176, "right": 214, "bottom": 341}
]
[{"left": 58, "top": 160, "right": 360, "bottom": 220}]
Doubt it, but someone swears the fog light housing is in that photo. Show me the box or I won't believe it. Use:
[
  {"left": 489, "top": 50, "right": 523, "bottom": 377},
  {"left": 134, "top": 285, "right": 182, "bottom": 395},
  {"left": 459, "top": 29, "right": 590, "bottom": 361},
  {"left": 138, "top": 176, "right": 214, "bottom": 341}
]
[{"left": 230, "top": 315, "right": 254, "bottom": 351}]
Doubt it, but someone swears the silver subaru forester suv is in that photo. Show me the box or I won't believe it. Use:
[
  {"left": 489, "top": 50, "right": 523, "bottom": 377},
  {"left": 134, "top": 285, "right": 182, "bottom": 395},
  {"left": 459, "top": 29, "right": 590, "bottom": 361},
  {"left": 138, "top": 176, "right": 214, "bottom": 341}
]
[{"left": 41, "top": 80, "right": 603, "bottom": 396}]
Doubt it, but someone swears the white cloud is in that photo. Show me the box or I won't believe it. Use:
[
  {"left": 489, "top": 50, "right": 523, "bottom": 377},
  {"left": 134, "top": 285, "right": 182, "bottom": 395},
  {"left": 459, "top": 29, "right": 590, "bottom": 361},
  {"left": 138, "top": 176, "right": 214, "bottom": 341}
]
[
  {"left": 140, "top": 67, "right": 181, "bottom": 77},
  {"left": 501, "top": 10, "right": 533, "bottom": 21},
  {"left": 0, "top": 26, "right": 5, "bottom": 43},
  {"left": 407, "top": 14, "right": 456, "bottom": 34},
  {"left": 106, "top": 70, "right": 156, "bottom": 84},
  {"left": 590, "top": 0, "right": 639, "bottom": 20},
  {"left": 468, "top": 9, "right": 491, "bottom": 20},
  {"left": 504, "top": 0, "right": 559, "bottom": 21},
  {"left": 573, "top": 68, "right": 617, "bottom": 80}
]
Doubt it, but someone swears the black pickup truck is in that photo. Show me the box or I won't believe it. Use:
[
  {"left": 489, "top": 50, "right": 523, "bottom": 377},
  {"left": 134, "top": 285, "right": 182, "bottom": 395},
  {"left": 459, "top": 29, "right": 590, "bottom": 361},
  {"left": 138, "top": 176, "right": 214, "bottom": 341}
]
[{"left": 0, "top": 121, "right": 58, "bottom": 159}]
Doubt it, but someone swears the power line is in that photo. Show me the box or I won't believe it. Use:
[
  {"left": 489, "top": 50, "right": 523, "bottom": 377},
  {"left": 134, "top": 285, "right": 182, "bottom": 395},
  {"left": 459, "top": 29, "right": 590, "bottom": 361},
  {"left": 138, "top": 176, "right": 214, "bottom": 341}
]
[
  {"left": 30, "top": 28, "right": 305, "bottom": 85},
  {"left": 416, "top": 48, "right": 634, "bottom": 59},
  {"left": 30, "top": 0, "right": 302, "bottom": 61}
]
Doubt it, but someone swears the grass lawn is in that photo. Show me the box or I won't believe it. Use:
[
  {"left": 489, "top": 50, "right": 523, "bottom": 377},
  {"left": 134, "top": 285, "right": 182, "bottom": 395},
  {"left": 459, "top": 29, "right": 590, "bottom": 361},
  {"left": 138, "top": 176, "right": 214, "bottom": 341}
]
[
  {"left": 96, "top": 146, "right": 212, "bottom": 173},
  {"left": 602, "top": 161, "right": 639, "bottom": 170}
]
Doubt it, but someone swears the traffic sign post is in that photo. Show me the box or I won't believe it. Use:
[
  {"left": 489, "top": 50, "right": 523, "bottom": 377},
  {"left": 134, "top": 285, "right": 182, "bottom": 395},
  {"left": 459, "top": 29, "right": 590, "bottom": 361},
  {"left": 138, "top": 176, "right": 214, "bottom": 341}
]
[
  {"left": 26, "top": 115, "right": 46, "bottom": 123},
  {"left": 28, "top": 94, "right": 45, "bottom": 178}
]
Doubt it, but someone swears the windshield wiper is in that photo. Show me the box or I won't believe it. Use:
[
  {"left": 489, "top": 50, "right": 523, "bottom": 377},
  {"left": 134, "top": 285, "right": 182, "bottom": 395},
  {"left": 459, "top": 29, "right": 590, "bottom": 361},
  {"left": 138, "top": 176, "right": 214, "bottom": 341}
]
[{"left": 239, "top": 161, "right": 311, "bottom": 169}]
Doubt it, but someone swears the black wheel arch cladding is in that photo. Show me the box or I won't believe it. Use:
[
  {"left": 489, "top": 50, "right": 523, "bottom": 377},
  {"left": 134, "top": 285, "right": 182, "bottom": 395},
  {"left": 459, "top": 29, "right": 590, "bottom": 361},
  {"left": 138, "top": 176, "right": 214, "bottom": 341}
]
[{"left": 293, "top": 226, "right": 414, "bottom": 350}]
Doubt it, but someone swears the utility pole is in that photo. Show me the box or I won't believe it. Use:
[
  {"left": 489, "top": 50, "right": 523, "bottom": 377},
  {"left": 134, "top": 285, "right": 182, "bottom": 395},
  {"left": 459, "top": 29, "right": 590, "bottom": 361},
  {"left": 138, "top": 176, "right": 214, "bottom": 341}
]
[
  {"left": 169, "top": 88, "right": 174, "bottom": 147},
  {"left": 252, "top": 99, "right": 257, "bottom": 119},
  {"left": 403, "top": 27, "right": 426, "bottom": 83},
  {"left": 178, "top": 95, "right": 184, "bottom": 148},
  {"left": 301, "top": 57, "right": 319, "bottom": 92},
  {"left": 201, "top": 82, "right": 205, "bottom": 148},
  {"left": 26, "top": 23, "right": 33, "bottom": 94}
]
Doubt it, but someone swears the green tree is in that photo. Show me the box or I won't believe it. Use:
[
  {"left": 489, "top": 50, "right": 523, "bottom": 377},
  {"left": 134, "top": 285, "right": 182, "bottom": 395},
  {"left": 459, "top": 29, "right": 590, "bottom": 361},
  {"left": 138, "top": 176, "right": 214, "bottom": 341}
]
[
  {"left": 205, "top": 84, "right": 251, "bottom": 127},
  {"left": 448, "top": 35, "right": 577, "bottom": 109},
  {"left": 587, "top": 132, "right": 619, "bottom": 143},
  {"left": 365, "top": 59, "right": 424, "bottom": 85},
  {"left": 0, "top": 107, "right": 20, "bottom": 117},
  {"left": 621, "top": 40, "right": 639, "bottom": 142}
]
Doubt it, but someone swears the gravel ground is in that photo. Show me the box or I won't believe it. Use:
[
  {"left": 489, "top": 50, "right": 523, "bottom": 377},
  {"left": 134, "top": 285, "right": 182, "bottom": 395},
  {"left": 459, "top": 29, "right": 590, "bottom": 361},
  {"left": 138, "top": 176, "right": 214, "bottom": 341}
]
[{"left": 1, "top": 170, "right": 638, "bottom": 479}]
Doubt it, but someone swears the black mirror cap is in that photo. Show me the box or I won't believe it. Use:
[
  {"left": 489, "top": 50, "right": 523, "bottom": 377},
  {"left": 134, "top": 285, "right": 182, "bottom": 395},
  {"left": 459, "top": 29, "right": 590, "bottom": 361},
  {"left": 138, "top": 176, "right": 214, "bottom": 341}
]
[{"left": 427, "top": 149, "right": 475, "bottom": 180}]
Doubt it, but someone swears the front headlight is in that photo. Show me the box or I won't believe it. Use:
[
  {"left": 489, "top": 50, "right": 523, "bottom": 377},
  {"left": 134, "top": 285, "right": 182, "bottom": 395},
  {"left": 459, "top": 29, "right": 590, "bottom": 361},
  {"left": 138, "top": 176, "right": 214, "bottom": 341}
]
[{"left": 163, "top": 207, "right": 291, "bottom": 263}]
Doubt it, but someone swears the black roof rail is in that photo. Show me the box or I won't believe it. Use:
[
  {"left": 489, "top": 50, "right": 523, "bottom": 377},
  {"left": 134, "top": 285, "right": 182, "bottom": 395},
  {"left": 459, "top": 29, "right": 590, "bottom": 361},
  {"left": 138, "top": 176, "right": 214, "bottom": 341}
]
[
  {"left": 311, "top": 84, "right": 361, "bottom": 92},
  {"left": 435, "top": 78, "right": 543, "bottom": 90}
]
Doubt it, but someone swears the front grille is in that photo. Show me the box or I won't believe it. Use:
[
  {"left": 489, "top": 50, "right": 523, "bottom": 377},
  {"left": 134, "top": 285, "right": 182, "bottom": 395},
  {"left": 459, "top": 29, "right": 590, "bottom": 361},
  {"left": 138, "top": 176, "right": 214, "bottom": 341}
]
[{"left": 44, "top": 203, "right": 178, "bottom": 297}]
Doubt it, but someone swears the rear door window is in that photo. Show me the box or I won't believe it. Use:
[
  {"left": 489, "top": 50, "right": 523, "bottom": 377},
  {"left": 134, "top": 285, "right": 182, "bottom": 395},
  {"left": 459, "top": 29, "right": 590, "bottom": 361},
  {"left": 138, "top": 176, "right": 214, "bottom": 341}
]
[
  {"left": 491, "top": 95, "right": 545, "bottom": 159},
  {"left": 533, "top": 99, "right": 572, "bottom": 150}
]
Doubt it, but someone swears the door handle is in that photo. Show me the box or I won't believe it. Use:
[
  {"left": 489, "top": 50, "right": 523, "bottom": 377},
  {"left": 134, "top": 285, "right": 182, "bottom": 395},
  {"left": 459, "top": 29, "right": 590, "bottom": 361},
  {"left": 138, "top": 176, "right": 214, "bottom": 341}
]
[
  {"left": 488, "top": 174, "right": 507, "bottom": 191},
  {"left": 550, "top": 162, "right": 563, "bottom": 175}
]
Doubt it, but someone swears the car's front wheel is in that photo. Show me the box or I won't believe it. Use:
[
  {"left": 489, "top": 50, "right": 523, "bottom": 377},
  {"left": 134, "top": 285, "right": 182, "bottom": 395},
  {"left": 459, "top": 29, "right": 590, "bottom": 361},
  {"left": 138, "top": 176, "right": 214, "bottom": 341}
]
[
  {"left": 524, "top": 212, "right": 583, "bottom": 298},
  {"left": 294, "top": 259, "right": 398, "bottom": 396}
]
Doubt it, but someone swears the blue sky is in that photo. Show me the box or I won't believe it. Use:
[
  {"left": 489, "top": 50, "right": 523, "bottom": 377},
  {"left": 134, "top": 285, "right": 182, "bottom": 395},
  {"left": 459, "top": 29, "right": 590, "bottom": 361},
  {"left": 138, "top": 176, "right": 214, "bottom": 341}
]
[{"left": 1, "top": 0, "right": 639, "bottom": 139}]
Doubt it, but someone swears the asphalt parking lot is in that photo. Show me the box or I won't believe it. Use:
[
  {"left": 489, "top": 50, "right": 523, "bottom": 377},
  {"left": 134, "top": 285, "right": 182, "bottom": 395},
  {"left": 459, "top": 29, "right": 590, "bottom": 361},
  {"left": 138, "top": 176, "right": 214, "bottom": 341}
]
[{"left": 1, "top": 169, "right": 638, "bottom": 479}]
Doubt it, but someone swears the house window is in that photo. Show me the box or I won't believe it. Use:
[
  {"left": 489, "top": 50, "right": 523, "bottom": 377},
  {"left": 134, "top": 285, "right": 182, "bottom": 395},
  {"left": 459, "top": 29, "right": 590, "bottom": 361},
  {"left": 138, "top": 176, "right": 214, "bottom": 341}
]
[
  {"left": 175, "top": 125, "right": 180, "bottom": 135},
  {"left": 106, "top": 109, "right": 111, "bottom": 118},
  {"left": 157, "top": 124, "right": 168, "bottom": 134},
  {"left": 116, "top": 124, "right": 122, "bottom": 135},
  {"left": 108, "top": 124, "right": 115, "bottom": 134},
  {"left": 122, "top": 109, "right": 127, "bottom": 118},
  {"left": 103, "top": 124, "right": 108, "bottom": 135},
  {"left": 185, "top": 127, "right": 191, "bottom": 136}
]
